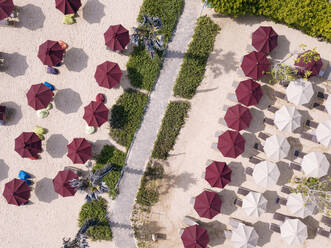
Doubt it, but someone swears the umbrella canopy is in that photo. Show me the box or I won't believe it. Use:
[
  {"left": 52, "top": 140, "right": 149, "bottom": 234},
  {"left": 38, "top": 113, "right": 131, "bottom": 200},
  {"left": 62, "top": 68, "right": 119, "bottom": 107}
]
[
  {"left": 325, "top": 96, "right": 331, "bottom": 114},
  {"left": 67, "top": 138, "right": 92, "bottom": 164},
  {"left": 294, "top": 50, "right": 323, "bottom": 77},
  {"left": 252, "top": 26, "right": 278, "bottom": 54},
  {"left": 231, "top": 223, "right": 259, "bottom": 248},
  {"left": 0, "top": 0, "right": 14, "bottom": 20},
  {"left": 242, "top": 192, "right": 267, "bottom": 217},
  {"left": 235, "top": 79, "right": 263, "bottom": 106},
  {"left": 301, "top": 152, "right": 330, "bottom": 178},
  {"left": 104, "top": 24, "right": 130, "bottom": 51},
  {"left": 240, "top": 51, "right": 270, "bottom": 80},
  {"left": 15, "top": 132, "right": 42, "bottom": 158},
  {"left": 53, "top": 169, "right": 78, "bottom": 197},
  {"left": 224, "top": 104, "right": 252, "bottom": 131},
  {"left": 205, "top": 161, "right": 232, "bottom": 189},
  {"left": 252, "top": 161, "right": 280, "bottom": 188},
  {"left": 55, "top": 0, "right": 81, "bottom": 14},
  {"left": 280, "top": 219, "right": 307, "bottom": 246},
  {"left": 38, "top": 40, "right": 64, "bottom": 66},
  {"left": 26, "top": 83, "right": 54, "bottom": 110},
  {"left": 3, "top": 179, "right": 30, "bottom": 206},
  {"left": 181, "top": 225, "right": 209, "bottom": 248},
  {"left": 286, "top": 79, "right": 314, "bottom": 105},
  {"left": 83, "top": 101, "right": 109, "bottom": 127},
  {"left": 94, "top": 61, "right": 122, "bottom": 89},
  {"left": 263, "top": 134, "right": 290, "bottom": 161},
  {"left": 217, "top": 130, "right": 245, "bottom": 158},
  {"left": 194, "top": 191, "right": 222, "bottom": 219},
  {"left": 286, "top": 193, "right": 315, "bottom": 218},
  {"left": 274, "top": 105, "right": 302, "bottom": 132},
  {"left": 316, "top": 120, "right": 331, "bottom": 147}
]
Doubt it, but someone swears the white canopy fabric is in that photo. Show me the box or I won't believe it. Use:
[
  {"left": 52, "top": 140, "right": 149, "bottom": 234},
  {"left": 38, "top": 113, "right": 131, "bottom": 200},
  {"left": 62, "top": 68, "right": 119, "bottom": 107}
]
[
  {"left": 231, "top": 223, "right": 259, "bottom": 248},
  {"left": 316, "top": 120, "right": 331, "bottom": 147},
  {"left": 286, "top": 193, "right": 315, "bottom": 218},
  {"left": 280, "top": 219, "right": 308, "bottom": 246},
  {"left": 325, "top": 97, "right": 331, "bottom": 114},
  {"left": 301, "top": 152, "right": 330, "bottom": 178},
  {"left": 242, "top": 192, "right": 267, "bottom": 217},
  {"left": 252, "top": 161, "right": 280, "bottom": 187},
  {"left": 263, "top": 134, "right": 290, "bottom": 161},
  {"left": 286, "top": 79, "right": 314, "bottom": 105},
  {"left": 274, "top": 105, "right": 302, "bottom": 132}
]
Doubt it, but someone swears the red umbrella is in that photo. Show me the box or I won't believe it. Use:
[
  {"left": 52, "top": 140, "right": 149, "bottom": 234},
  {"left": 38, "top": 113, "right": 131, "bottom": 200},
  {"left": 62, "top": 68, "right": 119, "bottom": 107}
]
[
  {"left": 235, "top": 79, "right": 263, "bottom": 106},
  {"left": 3, "top": 179, "right": 30, "bottom": 206},
  {"left": 15, "top": 132, "right": 42, "bottom": 158},
  {"left": 94, "top": 61, "right": 122, "bottom": 89},
  {"left": 0, "top": 0, "right": 14, "bottom": 20},
  {"left": 104, "top": 24, "right": 130, "bottom": 51},
  {"left": 241, "top": 51, "right": 270, "bottom": 80},
  {"left": 67, "top": 138, "right": 92, "bottom": 164},
  {"left": 83, "top": 101, "right": 109, "bottom": 127},
  {"left": 55, "top": 0, "right": 81, "bottom": 14},
  {"left": 53, "top": 169, "right": 78, "bottom": 197},
  {"left": 181, "top": 224, "right": 210, "bottom": 248},
  {"left": 205, "top": 161, "right": 232, "bottom": 188},
  {"left": 224, "top": 104, "right": 252, "bottom": 131},
  {"left": 252, "top": 26, "right": 278, "bottom": 54},
  {"left": 217, "top": 130, "right": 245, "bottom": 158},
  {"left": 38, "top": 40, "right": 64, "bottom": 66},
  {"left": 26, "top": 83, "right": 54, "bottom": 110},
  {"left": 294, "top": 50, "right": 323, "bottom": 77},
  {"left": 194, "top": 191, "right": 222, "bottom": 219}
]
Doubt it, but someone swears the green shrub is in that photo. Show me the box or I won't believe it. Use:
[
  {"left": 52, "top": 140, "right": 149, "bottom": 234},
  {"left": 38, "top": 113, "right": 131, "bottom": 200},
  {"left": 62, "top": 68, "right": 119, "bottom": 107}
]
[
  {"left": 152, "top": 101, "right": 190, "bottom": 159},
  {"left": 173, "top": 16, "right": 219, "bottom": 99}
]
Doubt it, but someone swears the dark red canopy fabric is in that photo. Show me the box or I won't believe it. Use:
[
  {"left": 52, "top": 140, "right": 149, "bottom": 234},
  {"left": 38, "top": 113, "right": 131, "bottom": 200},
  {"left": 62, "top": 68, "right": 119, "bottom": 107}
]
[
  {"left": 235, "top": 79, "right": 263, "bottom": 106},
  {"left": 0, "top": 0, "right": 14, "bottom": 20},
  {"left": 55, "top": 0, "right": 81, "bottom": 14},
  {"left": 15, "top": 132, "right": 42, "bottom": 158},
  {"left": 26, "top": 83, "right": 54, "bottom": 110},
  {"left": 294, "top": 50, "right": 323, "bottom": 77},
  {"left": 205, "top": 161, "right": 232, "bottom": 189},
  {"left": 252, "top": 26, "right": 278, "bottom": 54},
  {"left": 224, "top": 104, "right": 252, "bottom": 131},
  {"left": 67, "top": 138, "right": 92, "bottom": 164},
  {"left": 104, "top": 24, "right": 130, "bottom": 51},
  {"left": 240, "top": 51, "right": 270, "bottom": 80},
  {"left": 3, "top": 179, "right": 30, "bottom": 206},
  {"left": 217, "top": 130, "right": 245, "bottom": 158},
  {"left": 181, "top": 224, "right": 210, "bottom": 248},
  {"left": 53, "top": 169, "right": 78, "bottom": 197},
  {"left": 194, "top": 191, "right": 222, "bottom": 219},
  {"left": 94, "top": 61, "right": 122, "bottom": 89},
  {"left": 38, "top": 40, "right": 64, "bottom": 66},
  {"left": 83, "top": 101, "right": 109, "bottom": 127}
]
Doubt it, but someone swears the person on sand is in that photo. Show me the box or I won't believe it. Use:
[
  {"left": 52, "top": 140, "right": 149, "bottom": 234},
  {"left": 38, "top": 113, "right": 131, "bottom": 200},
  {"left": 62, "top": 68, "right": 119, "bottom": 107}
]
[{"left": 55, "top": 40, "right": 68, "bottom": 66}]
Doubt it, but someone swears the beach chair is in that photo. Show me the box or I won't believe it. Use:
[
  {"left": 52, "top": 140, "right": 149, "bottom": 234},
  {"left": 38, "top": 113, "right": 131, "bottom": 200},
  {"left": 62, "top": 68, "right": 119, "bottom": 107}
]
[
  {"left": 258, "top": 132, "right": 269, "bottom": 140},
  {"left": 319, "top": 59, "right": 329, "bottom": 78},
  {"left": 63, "top": 166, "right": 84, "bottom": 177},
  {"left": 218, "top": 117, "right": 227, "bottom": 126},
  {"left": 224, "top": 230, "right": 232, "bottom": 239},
  {"left": 281, "top": 186, "right": 292, "bottom": 195},
  {"left": 317, "top": 227, "right": 330, "bottom": 238},
  {"left": 232, "top": 81, "right": 239, "bottom": 88},
  {"left": 269, "top": 223, "right": 281, "bottom": 233},
  {"left": 321, "top": 215, "right": 331, "bottom": 227},
  {"left": 237, "top": 187, "right": 250, "bottom": 196},
  {"left": 211, "top": 143, "right": 218, "bottom": 150},
  {"left": 245, "top": 167, "right": 253, "bottom": 176},
  {"left": 47, "top": 66, "right": 59, "bottom": 75},
  {"left": 280, "top": 81, "right": 289, "bottom": 88},
  {"left": 263, "top": 117, "right": 274, "bottom": 125},
  {"left": 293, "top": 150, "right": 306, "bottom": 158},
  {"left": 178, "top": 228, "right": 184, "bottom": 236},
  {"left": 317, "top": 91, "right": 326, "bottom": 99},
  {"left": 183, "top": 216, "right": 198, "bottom": 226},
  {"left": 276, "top": 196, "right": 287, "bottom": 205},
  {"left": 305, "top": 119, "right": 318, "bottom": 128},
  {"left": 267, "top": 105, "right": 278, "bottom": 113},
  {"left": 234, "top": 198, "right": 243, "bottom": 207},
  {"left": 189, "top": 198, "right": 195, "bottom": 205},
  {"left": 274, "top": 91, "right": 286, "bottom": 99},
  {"left": 226, "top": 93, "right": 237, "bottom": 102},
  {"left": 290, "top": 162, "right": 302, "bottom": 171},
  {"left": 301, "top": 133, "right": 318, "bottom": 143},
  {"left": 204, "top": 159, "right": 213, "bottom": 166},
  {"left": 201, "top": 172, "right": 206, "bottom": 179},
  {"left": 253, "top": 143, "right": 263, "bottom": 152},
  {"left": 236, "top": 68, "right": 245, "bottom": 77},
  {"left": 273, "top": 212, "right": 286, "bottom": 222},
  {"left": 246, "top": 44, "right": 256, "bottom": 52},
  {"left": 215, "top": 131, "right": 223, "bottom": 137},
  {"left": 222, "top": 104, "right": 231, "bottom": 111},
  {"left": 229, "top": 218, "right": 242, "bottom": 228},
  {"left": 249, "top": 156, "right": 262, "bottom": 165},
  {"left": 313, "top": 103, "right": 326, "bottom": 111}
]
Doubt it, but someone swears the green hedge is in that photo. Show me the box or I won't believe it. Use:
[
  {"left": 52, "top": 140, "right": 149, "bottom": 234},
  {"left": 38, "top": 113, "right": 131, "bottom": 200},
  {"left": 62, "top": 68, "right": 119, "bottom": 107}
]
[
  {"left": 173, "top": 16, "right": 219, "bottom": 99},
  {"left": 151, "top": 101, "right": 190, "bottom": 159},
  {"left": 207, "top": 0, "right": 331, "bottom": 42}
]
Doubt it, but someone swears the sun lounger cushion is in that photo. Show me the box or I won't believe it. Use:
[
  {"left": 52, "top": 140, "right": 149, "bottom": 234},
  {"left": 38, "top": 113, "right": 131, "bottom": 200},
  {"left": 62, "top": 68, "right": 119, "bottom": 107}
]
[
  {"left": 43, "top": 81, "right": 55, "bottom": 91},
  {"left": 47, "top": 66, "right": 59, "bottom": 75}
]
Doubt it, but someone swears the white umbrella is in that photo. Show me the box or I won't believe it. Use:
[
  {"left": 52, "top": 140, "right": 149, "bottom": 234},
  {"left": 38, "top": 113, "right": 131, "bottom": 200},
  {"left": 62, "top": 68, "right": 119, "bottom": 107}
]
[
  {"left": 286, "top": 79, "right": 314, "bottom": 105},
  {"left": 263, "top": 134, "right": 290, "bottom": 161},
  {"left": 316, "top": 120, "right": 331, "bottom": 147},
  {"left": 231, "top": 223, "right": 259, "bottom": 248},
  {"left": 325, "top": 97, "right": 331, "bottom": 114},
  {"left": 286, "top": 193, "right": 315, "bottom": 218},
  {"left": 301, "top": 152, "right": 330, "bottom": 178},
  {"left": 280, "top": 219, "right": 307, "bottom": 246},
  {"left": 242, "top": 192, "right": 267, "bottom": 217},
  {"left": 252, "top": 161, "right": 280, "bottom": 187},
  {"left": 274, "top": 105, "right": 302, "bottom": 132}
]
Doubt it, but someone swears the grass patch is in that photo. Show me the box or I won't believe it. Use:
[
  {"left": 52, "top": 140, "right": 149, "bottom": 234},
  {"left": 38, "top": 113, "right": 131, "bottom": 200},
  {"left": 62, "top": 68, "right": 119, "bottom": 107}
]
[{"left": 173, "top": 16, "right": 219, "bottom": 99}]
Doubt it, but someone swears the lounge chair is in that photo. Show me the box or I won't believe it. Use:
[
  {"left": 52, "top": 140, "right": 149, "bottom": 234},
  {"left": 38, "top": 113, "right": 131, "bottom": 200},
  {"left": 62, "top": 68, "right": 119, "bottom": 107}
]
[
  {"left": 281, "top": 186, "right": 292, "bottom": 194},
  {"left": 229, "top": 218, "right": 242, "bottom": 228},
  {"left": 226, "top": 93, "right": 237, "bottom": 102},
  {"left": 249, "top": 156, "right": 262, "bottom": 164},
  {"left": 301, "top": 133, "right": 318, "bottom": 143},
  {"left": 245, "top": 167, "right": 253, "bottom": 176},
  {"left": 253, "top": 143, "right": 263, "bottom": 152},
  {"left": 317, "top": 227, "right": 330, "bottom": 238},
  {"left": 305, "top": 119, "right": 318, "bottom": 128},
  {"left": 317, "top": 91, "right": 326, "bottom": 99},
  {"left": 47, "top": 66, "right": 59, "bottom": 75},
  {"left": 232, "top": 81, "right": 239, "bottom": 88},
  {"left": 293, "top": 150, "right": 306, "bottom": 158},
  {"left": 211, "top": 143, "right": 218, "bottom": 150},
  {"left": 319, "top": 59, "right": 330, "bottom": 78},
  {"left": 224, "top": 230, "right": 232, "bottom": 239},
  {"left": 234, "top": 198, "right": 243, "bottom": 207},
  {"left": 269, "top": 223, "right": 281, "bottom": 233},
  {"left": 273, "top": 212, "right": 286, "bottom": 222},
  {"left": 313, "top": 103, "right": 326, "bottom": 111},
  {"left": 237, "top": 187, "right": 250, "bottom": 196},
  {"left": 267, "top": 105, "right": 278, "bottom": 113},
  {"left": 263, "top": 117, "right": 274, "bottom": 125},
  {"left": 201, "top": 172, "right": 206, "bottom": 179},
  {"left": 183, "top": 216, "right": 198, "bottom": 226},
  {"left": 246, "top": 44, "right": 256, "bottom": 52},
  {"left": 280, "top": 81, "right": 289, "bottom": 88},
  {"left": 321, "top": 215, "right": 331, "bottom": 227},
  {"left": 290, "top": 162, "right": 302, "bottom": 171},
  {"left": 204, "top": 159, "right": 213, "bottom": 166},
  {"left": 258, "top": 132, "right": 269, "bottom": 140},
  {"left": 222, "top": 104, "right": 231, "bottom": 111},
  {"left": 214, "top": 131, "right": 223, "bottom": 137},
  {"left": 276, "top": 197, "right": 287, "bottom": 205},
  {"left": 218, "top": 117, "right": 227, "bottom": 126},
  {"left": 178, "top": 228, "right": 184, "bottom": 236},
  {"left": 236, "top": 68, "right": 245, "bottom": 77},
  {"left": 274, "top": 91, "right": 286, "bottom": 99}
]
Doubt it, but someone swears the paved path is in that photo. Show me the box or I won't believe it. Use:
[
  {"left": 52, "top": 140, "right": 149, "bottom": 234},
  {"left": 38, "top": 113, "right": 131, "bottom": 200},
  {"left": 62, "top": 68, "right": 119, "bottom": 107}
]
[{"left": 109, "top": 1, "right": 201, "bottom": 247}]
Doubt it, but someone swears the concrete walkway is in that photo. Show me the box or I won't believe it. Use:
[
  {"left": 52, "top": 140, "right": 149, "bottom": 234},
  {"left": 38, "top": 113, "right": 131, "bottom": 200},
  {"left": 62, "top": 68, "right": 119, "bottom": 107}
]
[{"left": 109, "top": 1, "right": 201, "bottom": 247}]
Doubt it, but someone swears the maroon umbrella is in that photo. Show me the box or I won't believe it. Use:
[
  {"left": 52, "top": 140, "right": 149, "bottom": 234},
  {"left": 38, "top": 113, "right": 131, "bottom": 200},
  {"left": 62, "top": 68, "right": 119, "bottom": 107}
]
[
  {"left": 252, "top": 26, "right": 278, "bottom": 54},
  {"left": 0, "top": 0, "right": 14, "bottom": 20},
  {"left": 26, "top": 83, "right": 54, "bottom": 110},
  {"left": 104, "top": 24, "right": 130, "bottom": 51},
  {"left": 94, "top": 61, "right": 122, "bottom": 89},
  {"left": 181, "top": 224, "right": 210, "bottom": 248},
  {"left": 241, "top": 51, "right": 270, "bottom": 80},
  {"left": 224, "top": 104, "right": 252, "bottom": 131},
  {"left": 205, "top": 161, "right": 232, "bottom": 188},
  {"left": 83, "top": 101, "right": 109, "bottom": 127},
  {"left": 55, "top": 0, "right": 81, "bottom": 14},
  {"left": 38, "top": 40, "right": 64, "bottom": 66},
  {"left": 3, "top": 179, "right": 30, "bottom": 206},
  {"left": 294, "top": 50, "right": 323, "bottom": 77},
  {"left": 53, "top": 169, "right": 78, "bottom": 197},
  {"left": 235, "top": 79, "right": 263, "bottom": 106},
  {"left": 194, "top": 191, "right": 222, "bottom": 219},
  {"left": 217, "top": 130, "right": 245, "bottom": 158},
  {"left": 67, "top": 138, "right": 92, "bottom": 164},
  {"left": 15, "top": 132, "right": 42, "bottom": 158}
]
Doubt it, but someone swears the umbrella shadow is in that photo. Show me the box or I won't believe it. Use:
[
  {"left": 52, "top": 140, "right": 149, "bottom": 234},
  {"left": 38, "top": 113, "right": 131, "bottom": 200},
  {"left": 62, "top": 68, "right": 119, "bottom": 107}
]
[
  {"left": 208, "top": 48, "right": 238, "bottom": 79},
  {"left": 1, "top": 101, "right": 22, "bottom": 125},
  {"left": 200, "top": 220, "right": 226, "bottom": 246},
  {"left": 242, "top": 132, "right": 260, "bottom": 158},
  {"left": 54, "top": 88, "right": 82, "bottom": 114},
  {"left": 253, "top": 221, "right": 272, "bottom": 246},
  {"left": 301, "top": 216, "right": 319, "bottom": 239},
  {"left": 64, "top": 48, "right": 89, "bottom": 72},
  {"left": 109, "top": 105, "right": 129, "bottom": 129},
  {"left": 46, "top": 134, "right": 68, "bottom": 158},
  {"left": 114, "top": 70, "right": 134, "bottom": 90},
  {"left": 228, "top": 161, "right": 246, "bottom": 187},
  {"left": 92, "top": 139, "right": 114, "bottom": 156},
  {"left": 296, "top": 109, "right": 313, "bottom": 133},
  {"left": 263, "top": 190, "right": 280, "bottom": 213},
  {"left": 0, "top": 159, "right": 9, "bottom": 181},
  {"left": 269, "top": 35, "right": 290, "bottom": 61},
  {"left": 0, "top": 52, "right": 28, "bottom": 77},
  {"left": 219, "top": 189, "right": 237, "bottom": 215},
  {"left": 276, "top": 161, "right": 294, "bottom": 185},
  {"left": 34, "top": 177, "right": 58, "bottom": 203},
  {"left": 126, "top": 65, "right": 143, "bottom": 88},
  {"left": 256, "top": 84, "right": 276, "bottom": 110},
  {"left": 82, "top": 0, "right": 105, "bottom": 24},
  {"left": 285, "top": 136, "right": 303, "bottom": 161},
  {"left": 126, "top": 220, "right": 162, "bottom": 241},
  {"left": 246, "top": 108, "right": 265, "bottom": 133},
  {"left": 16, "top": 4, "right": 45, "bottom": 30}
]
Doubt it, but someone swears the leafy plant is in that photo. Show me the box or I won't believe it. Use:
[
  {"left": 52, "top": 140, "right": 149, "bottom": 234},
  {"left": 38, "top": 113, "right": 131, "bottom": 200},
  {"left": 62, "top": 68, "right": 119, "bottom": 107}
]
[{"left": 268, "top": 63, "right": 297, "bottom": 84}]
